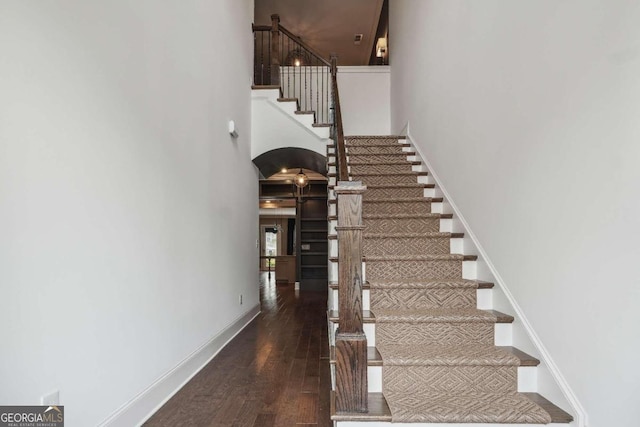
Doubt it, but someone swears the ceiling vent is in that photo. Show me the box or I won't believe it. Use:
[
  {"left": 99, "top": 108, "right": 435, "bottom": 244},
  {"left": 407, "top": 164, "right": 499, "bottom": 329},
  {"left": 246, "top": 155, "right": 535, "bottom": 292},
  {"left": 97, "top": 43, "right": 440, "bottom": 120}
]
[{"left": 354, "top": 34, "right": 363, "bottom": 45}]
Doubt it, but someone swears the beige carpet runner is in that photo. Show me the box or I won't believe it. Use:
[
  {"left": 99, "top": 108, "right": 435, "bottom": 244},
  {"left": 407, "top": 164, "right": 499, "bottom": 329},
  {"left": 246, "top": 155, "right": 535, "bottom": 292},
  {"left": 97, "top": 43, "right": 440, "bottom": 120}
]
[{"left": 346, "top": 136, "right": 552, "bottom": 423}]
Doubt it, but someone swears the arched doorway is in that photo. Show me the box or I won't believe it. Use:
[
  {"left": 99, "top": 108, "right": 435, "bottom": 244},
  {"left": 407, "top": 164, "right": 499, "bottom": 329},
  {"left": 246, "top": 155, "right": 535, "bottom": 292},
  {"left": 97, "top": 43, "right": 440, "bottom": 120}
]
[{"left": 254, "top": 148, "right": 328, "bottom": 291}]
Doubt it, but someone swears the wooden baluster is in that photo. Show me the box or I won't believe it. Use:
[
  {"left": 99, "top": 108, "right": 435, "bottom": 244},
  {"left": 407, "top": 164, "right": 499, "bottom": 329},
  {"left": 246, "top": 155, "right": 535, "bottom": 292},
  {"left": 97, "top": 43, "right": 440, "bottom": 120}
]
[
  {"left": 270, "top": 14, "right": 281, "bottom": 86},
  {"left": 334, "top": 181, "right": 368, "bottom": 413}
]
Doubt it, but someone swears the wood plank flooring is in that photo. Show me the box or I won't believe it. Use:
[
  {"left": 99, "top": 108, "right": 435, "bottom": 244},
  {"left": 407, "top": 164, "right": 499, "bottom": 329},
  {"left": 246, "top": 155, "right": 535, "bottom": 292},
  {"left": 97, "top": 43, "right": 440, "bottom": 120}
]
[{"left": 144, "top": 273, "right": 332, "bottom": 427}]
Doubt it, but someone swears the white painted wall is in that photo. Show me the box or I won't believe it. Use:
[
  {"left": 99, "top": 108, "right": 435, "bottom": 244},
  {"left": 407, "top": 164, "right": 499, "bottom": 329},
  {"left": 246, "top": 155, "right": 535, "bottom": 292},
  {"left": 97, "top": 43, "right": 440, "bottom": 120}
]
[
  {"left": 251, "top": 89, "right": 328, "bottom": 159},
  {"left": 338, "top": 66, "right": 391, "bottom": 136},
  {"left": 390, "top": 1, "right": 640, "bottom": 426},
  {"left": 0, "top": 1, "right": 258, "bottom": 425}
]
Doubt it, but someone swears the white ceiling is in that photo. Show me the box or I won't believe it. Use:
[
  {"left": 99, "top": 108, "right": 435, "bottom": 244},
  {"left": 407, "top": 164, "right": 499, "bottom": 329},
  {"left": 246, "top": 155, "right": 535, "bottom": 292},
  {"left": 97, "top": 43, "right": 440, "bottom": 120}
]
[{"left": 255, "top": 0, "right": 384, "bottom": 66}]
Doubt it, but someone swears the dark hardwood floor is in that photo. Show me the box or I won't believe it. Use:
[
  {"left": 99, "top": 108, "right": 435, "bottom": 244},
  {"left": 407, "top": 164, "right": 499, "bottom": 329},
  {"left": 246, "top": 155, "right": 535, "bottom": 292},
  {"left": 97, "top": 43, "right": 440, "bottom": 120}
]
[{"left": 144, "top": 273, "right": 332, "bottom": 427}]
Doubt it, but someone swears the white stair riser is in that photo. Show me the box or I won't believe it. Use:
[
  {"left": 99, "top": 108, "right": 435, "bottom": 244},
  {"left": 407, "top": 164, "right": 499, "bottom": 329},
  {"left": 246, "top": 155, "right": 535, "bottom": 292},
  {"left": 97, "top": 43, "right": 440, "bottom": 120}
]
[
  {"left": 439, "top": 218, "right": 452, "bottom": 232},
  {"left": 518, "top": 366, "right": 538, "bottom": 392},
  {"left": 369, "top": 366, "right": 382, "bottom": 392},
  {"left": 278, "top": 101, "right": 297, "bottom": 114},
  {"left": 297, "top": 114, "right": 315, "bottom": 127},
  {"left": 330, "top": 321, "right": 511, "bottom": 347},
  {"left": 477, "top": 288, "right": 493, "bottom": 310},
  {"left": 495, "top": 323, "right": 513, "bottom": 346}
]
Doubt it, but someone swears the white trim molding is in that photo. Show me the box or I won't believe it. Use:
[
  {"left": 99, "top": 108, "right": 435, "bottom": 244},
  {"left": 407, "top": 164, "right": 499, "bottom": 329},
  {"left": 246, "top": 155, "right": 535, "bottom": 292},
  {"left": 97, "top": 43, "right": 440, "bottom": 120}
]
[
  {"left": 98, "top": 305, "right": 261, "bottom": 427},
  {"left": 337, "top": 65, "right": 390, "bottom": 74}
]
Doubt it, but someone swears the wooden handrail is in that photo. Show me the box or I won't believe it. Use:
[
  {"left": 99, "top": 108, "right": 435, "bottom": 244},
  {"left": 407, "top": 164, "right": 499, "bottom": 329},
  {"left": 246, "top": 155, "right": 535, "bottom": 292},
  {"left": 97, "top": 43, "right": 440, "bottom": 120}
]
[
  {"left": 331, "top": 55, "right": 349, "bottom": 182},
  {"left": 269, "top": 14, "right": 281, "bottom": 86},
  {"left": 253, "top": 14, "right": 333, "bottom": 122},
  {"left": 334, "top": 181, "right": 368, "bottom": 413},
  {"left": 278, "top": 25, "right": 332, "bottom": 67},
  {"left": 252, "top": 24, "right": 271, "bottom": 31}
]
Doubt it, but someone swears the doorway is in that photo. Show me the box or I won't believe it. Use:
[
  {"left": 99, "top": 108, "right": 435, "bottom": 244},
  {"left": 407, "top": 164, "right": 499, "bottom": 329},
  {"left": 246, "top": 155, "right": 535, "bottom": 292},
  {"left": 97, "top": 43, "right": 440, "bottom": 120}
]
[{"left": 258, "top": 168, "right": 328, "bottom": 291}]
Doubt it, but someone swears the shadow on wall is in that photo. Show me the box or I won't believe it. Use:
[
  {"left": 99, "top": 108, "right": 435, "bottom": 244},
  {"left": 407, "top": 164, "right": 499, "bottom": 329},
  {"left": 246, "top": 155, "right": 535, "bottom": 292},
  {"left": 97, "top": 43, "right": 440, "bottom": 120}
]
[{"left": 253, "top": 147, "right": 327, "bottom": 178}]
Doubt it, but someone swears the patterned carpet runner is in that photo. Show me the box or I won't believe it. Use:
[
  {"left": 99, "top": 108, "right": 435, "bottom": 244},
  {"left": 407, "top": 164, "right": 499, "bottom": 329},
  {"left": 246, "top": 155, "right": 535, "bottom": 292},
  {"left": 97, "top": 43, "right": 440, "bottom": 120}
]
[{"left": 346, "top": 136, "right": 552, "bottom": 423}]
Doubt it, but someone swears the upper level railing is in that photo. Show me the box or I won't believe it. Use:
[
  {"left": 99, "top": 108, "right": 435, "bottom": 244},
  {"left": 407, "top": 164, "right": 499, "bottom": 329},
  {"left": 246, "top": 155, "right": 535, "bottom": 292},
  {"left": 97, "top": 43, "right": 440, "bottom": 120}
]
[
  {"left": 253, "top": 14, "right": 348, "bottom": 182},
  {"left": 253, "top": 15, "right": 332, "bottom": 124}
]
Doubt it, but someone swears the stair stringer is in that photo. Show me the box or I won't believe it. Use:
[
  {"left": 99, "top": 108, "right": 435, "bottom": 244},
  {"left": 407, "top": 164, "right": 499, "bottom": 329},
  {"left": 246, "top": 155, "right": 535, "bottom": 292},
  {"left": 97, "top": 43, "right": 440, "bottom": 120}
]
[
  {"left": 402, "top": 124, "right": 587, "bottom": 427},
  {"left": 251, "top": 88, "right": 329, "bottom": 160}
]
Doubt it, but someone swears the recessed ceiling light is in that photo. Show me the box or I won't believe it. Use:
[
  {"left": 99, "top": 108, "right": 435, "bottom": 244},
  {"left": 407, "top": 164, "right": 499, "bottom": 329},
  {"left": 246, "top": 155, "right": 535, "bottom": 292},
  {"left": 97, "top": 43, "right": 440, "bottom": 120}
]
[
  {"left": 265, "top": 200, "right": 271, "bottom": 203},
  {"left": 281, "top": 168, "right": 287, "bottom": 173}
]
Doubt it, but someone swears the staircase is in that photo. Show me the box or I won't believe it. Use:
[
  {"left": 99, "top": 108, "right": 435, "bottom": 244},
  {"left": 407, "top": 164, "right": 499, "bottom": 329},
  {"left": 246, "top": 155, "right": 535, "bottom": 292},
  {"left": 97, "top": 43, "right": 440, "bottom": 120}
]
[{"left": 327, "top": 136, "right": 575, "bottom": 426}]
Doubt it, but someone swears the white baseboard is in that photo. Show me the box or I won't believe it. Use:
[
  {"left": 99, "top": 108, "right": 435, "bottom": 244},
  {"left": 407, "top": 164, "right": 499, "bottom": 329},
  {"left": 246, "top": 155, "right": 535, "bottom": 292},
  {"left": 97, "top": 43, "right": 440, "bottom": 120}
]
[
  {"left": 404, "top": 123, "right": 587, "bottom": 427},
  {"left": 98, "top": 304, "right": 261, "bottom": 427}
]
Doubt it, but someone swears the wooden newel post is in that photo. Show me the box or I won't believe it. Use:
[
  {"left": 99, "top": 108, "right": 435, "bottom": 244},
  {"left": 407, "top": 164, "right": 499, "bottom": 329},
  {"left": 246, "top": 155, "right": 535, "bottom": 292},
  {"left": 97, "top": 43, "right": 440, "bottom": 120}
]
[
  {"left": 270, "top": 14, "right": 281, "bottom": 86},
  {"left": 334, "top": 181, "right": 368, "bottom": 413}
]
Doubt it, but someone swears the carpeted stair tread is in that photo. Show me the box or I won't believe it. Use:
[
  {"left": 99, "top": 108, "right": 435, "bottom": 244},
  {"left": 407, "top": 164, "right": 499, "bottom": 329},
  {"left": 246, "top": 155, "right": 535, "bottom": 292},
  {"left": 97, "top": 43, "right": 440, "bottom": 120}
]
[
  {"left": 364, "top": 232, "right": 461, "bottom": 238},
  {"left": 331, "top": 197, "right": 441, "bottom": 205},
  {"left": 345, "top": 135, "right": 406, "bottom": 139},
  {"left": 383, "top": 391, "right": 552, "bottom": 423},
  {"left": 362, "top": 215, "right": 447, "bottom": 233},
  {"left": 331, "top": 232, "right": 462, "bottom": 240},
  {"left": 364, "top": 254, "right": 468, "bottom": 261},
  {"left": 345, "top": 136, "right": 406, "bottom": 146},
  {"left": 353, "top": 175, "right": 425, "bottom": 185},
  {"left": 349, "top": 164, "right": 416, "bottom": 174},
  {"left": 368, "top": 279, "right": 492, "bottom": 289},
  {"left": 364, "top": 186, "right": 428, "bottom": 200},
  {"left": 329, "top": 344, "right": 540, "bottom": 366},
  {"left": 362, "top": 213, "right": 452, "bottom": 219},
  {"left": 372, "top": 308, "right": 500, "bottom": 323},
  {"left": 363, "top": 234, "right": 455, "bottom": 256},
  {"left": 376, "top": 344, "right": 521, "bottom": 366},
  {"left": 330, "top": 281, "right": 492, "bottom": 291},
  {"left": 348, "top": 159, "right": 422, "bottom": 165},
  {"left": 363, "top": 197, "right": 442, "bottom": 203},
  {"left": 347, "top": 151, "right": 415, "bottom": 156},
  {"left": 363, "top": 183, "right": 434, "bottom": 189},
  {"left": 347, "top": 146, "right": 410, "bottom": 155},
  {"left": 330, "top": 254, "right": 476, "bottom": 262},
  {"left": 351, "top": 170, "right": 428, "bottom": 176}
]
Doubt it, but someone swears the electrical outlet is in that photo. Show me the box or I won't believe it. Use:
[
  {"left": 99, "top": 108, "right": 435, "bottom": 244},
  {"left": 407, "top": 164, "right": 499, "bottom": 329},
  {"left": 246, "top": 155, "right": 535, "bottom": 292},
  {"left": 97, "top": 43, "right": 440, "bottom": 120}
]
[
  {"left": 239, "top": 294, "right": 243, "bottom": 305},
  {"left": 41, "top": 390, "right": 59, "bottom": 406}
]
